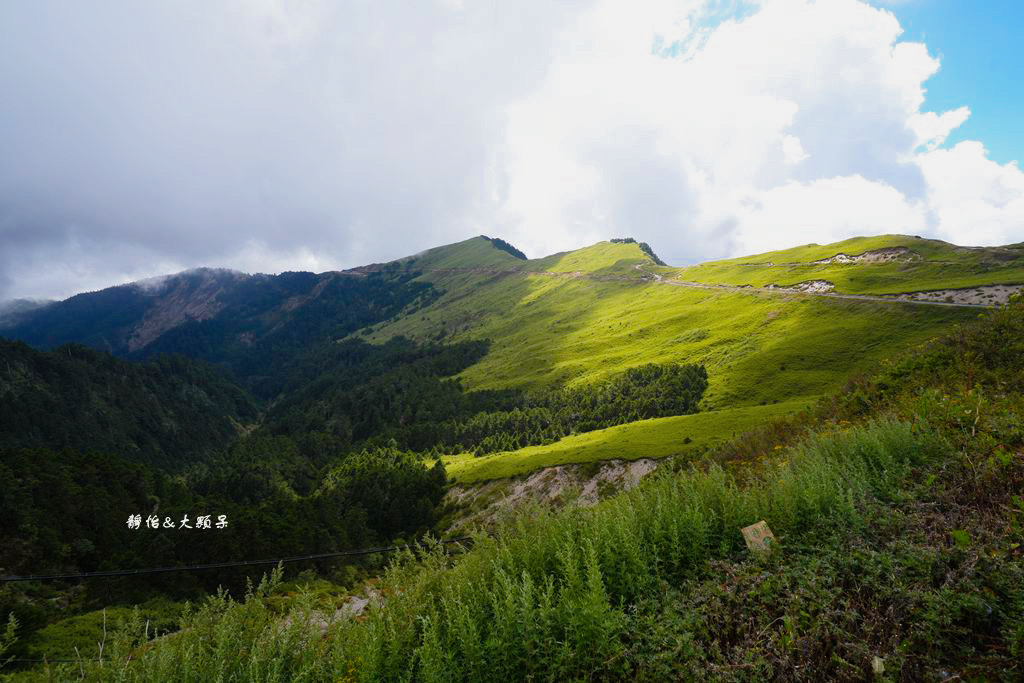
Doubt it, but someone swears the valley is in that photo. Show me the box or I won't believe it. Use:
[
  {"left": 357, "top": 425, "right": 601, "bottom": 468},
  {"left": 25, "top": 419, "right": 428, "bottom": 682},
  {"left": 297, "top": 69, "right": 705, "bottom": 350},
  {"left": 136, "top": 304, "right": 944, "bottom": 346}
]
[{"left": 1, "top": 233, "right": 1023, "bottom": 680}]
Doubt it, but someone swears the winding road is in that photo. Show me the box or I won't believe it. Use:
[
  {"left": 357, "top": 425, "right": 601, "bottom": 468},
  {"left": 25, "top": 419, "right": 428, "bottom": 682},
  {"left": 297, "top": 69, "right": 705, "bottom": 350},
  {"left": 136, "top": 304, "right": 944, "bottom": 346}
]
[
  {"left": 630, "top": 264, "right": 998, "bottom": 309},
  {"left": 380, "top": 263, "right": 1014, "bottom": 310}
]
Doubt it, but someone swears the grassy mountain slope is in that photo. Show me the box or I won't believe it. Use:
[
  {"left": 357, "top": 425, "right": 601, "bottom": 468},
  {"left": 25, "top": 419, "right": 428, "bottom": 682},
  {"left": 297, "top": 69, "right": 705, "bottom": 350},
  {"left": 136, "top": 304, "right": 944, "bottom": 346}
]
[
  {"left": 671, "top": 234, "right": 1024, "bottom": 294},
  {"left": 350, "top": 234, "right": 1015, "bottom": 482},
  {"left": 367, "top": 255, "right": 973, "bottom": 404},
  {"left": 391, "top": 236, "right": 651, "bottom": 274},
  {"left": 442, "top": 396, "right": 812, "bottom": 483},
  {"left": 527, "top": 240, "right": 651, "bottom": 274},
  {"left": 50, "top": 297, "right": 1024, "bottom": 682},
  {"left": 393, "top": 236, "right": 527, "bottom": 271}
]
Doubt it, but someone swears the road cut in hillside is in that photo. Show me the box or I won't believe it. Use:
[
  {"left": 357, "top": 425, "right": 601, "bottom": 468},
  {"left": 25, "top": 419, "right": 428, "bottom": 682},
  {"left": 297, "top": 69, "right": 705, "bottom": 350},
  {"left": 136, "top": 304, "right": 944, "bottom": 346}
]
[{"left": 631, "top": 263, "right": 1018, "bottom": 309}]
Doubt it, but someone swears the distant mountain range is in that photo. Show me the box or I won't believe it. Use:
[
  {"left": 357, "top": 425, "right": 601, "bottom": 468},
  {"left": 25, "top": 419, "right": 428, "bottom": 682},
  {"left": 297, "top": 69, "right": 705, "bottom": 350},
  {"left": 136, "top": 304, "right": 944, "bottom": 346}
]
[
  {"left": 0, "top": 263, "right": 435, "bottom": 397},
  {"left": 4, "top": 232, "right": 1023, "bottom": 666},
  {"left": 3, "top": 233, "right": 1022, "bottom": 409}
]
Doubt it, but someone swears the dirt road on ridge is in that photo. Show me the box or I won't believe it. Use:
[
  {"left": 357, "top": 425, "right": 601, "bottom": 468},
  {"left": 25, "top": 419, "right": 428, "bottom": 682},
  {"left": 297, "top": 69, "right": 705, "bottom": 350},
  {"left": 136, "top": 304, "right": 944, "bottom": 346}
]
[
  {"left": 389, "top": 264, "right": 1011, "bottom": 310},
  {"left": 630, "top": 264, "right": 1006, "bottom": 310}
]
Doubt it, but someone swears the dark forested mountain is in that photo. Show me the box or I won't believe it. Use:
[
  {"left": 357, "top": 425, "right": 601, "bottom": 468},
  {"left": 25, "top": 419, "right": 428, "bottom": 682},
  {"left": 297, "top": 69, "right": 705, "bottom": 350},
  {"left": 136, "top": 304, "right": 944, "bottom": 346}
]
[
  {"left": 0, "top": 264, "right": 438, "bottom": 397},
  {"left": 0, "top": 339, "right": 258, "bottom": 469}
]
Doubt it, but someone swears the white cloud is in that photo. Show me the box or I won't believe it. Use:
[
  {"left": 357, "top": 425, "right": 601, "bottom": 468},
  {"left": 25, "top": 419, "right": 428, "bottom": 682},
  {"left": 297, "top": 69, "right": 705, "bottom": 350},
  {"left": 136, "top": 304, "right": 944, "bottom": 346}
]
[
  {"left": 781, "top": 136, "right": 810, "bottom": 166},
  {"left": 909, "top": 107, "right": 971, "bottom": 151},
  {"left": 0, "top": 0, "right": 1021, "bottom": 300},
  {"left": 733, "top": 175, "right": 927, "bottom": 255},
  {"left": 920, "top": 141, "right": 1024, "bottom": 245},
  {"left": 491, "top": 0, "right": 1023, "bottom": 263}
]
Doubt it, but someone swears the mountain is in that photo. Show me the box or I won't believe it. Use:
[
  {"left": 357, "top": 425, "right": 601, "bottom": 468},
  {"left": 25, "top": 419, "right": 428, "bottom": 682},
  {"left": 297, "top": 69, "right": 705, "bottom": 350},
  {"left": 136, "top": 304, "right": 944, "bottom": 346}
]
[
  {"left": 0, "top": 339, "right": 258, "bottom": 469},
  {"left": 672, "top": 234, "right": 1024, "bottom": 296},
  {"left": 50, "top": 285, "right": 1024, "bottom": 681},
  {"left": 5, "top": 233, "right": 1024, "bottom": 677},
  {"left": 0, "top": 265, "right": 437, "bottom": 397},
  {"left": 3, "top": 232, "right": 1023, "bottom": 478},
  {"left": 0, "top": 297, "right": 54, "bottom": 327},
  {"left": 3, "top": 234, "right": 1022, "bottom": 473}
]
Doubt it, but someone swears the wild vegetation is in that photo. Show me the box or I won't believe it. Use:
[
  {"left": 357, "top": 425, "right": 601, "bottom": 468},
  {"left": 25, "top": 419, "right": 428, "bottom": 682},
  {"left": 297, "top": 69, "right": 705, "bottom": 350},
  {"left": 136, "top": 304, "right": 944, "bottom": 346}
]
[
  {"left": 2, "top": 234, "right": 1023, "bottom": 679},
  {"left": 10, "top": 294, "right": 1020, "bottom": 681},
  {"left": 266, "top": 336, "right": 708, "bottom": 458},
  {"left": 0, "top": 339, "right": 257, "bottom": 468}
]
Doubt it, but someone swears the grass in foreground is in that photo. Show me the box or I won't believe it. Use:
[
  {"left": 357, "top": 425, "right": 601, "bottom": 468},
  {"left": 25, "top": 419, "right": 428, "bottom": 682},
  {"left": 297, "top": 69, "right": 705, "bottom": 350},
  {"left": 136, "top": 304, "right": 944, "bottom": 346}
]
[
  {"left": 15, "top": 298, "right": 1023, "bottom": 681},
  {"left": 8, "top": 300, "right": 1024, "bottom": 682}
]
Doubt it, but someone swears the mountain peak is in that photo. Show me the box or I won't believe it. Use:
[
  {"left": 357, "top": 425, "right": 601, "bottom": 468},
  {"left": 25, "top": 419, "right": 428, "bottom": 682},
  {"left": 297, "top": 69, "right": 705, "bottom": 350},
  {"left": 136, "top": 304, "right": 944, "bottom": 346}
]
[
  {"left": 400, "top": 236, "right": 528, "bottom": 271},
  {"left": 131, "top": 267, "right": 250, "bottom": 295},
  {"left": 529, "top": 238, "right": 663, "bottom": 273}
]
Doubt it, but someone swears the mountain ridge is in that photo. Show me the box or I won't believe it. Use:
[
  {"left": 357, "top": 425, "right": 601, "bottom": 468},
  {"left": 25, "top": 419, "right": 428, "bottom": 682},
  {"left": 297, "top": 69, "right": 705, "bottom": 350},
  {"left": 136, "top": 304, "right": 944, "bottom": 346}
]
[
  {"left": 2, "top": 232, "right": 1021, "bottom": 405},
  {"left": 5, "top": 233, "right": 1024, "bottom": 676}
]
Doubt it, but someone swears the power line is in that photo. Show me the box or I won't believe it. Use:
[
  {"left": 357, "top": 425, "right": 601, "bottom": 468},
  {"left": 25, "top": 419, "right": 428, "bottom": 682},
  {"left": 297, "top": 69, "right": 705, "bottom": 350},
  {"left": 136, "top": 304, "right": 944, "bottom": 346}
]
[
  {"left": 0, "top": 536, "right": 473, "bottom": 583},
  {"left": 9, "top": 658, "right": 101, "bottom": 664}
]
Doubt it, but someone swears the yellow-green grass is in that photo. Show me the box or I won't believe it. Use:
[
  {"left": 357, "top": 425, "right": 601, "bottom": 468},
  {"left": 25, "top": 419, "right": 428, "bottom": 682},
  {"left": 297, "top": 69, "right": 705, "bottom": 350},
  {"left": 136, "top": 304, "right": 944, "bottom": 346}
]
[
  {"left": 401, "top": 236, "right": 527, "bottom": 270},
  {"left": 401, "top": 236, "right": 653, "bottom": 277},
  {"left": 368, "top": 269, "right": 973, "bottom": 408},
  {"left": 357, "top": 235, "right": 984, "bottom": 481},
  {"left": 526, "top": 241, "right": 651, "bottom": 275},
  {"left": 441, "top": 397, "right": 813, "bottom": 483},
  {"left": 671, "top": 234, "right": 1024, "bottom": 294}
]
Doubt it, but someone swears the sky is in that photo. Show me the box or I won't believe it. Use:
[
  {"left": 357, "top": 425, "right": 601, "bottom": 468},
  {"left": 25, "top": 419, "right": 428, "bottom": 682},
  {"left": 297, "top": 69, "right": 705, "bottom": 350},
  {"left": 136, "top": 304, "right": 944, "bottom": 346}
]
[{"left": 0, "top": 0, "right": 1022, "bottom": 302}]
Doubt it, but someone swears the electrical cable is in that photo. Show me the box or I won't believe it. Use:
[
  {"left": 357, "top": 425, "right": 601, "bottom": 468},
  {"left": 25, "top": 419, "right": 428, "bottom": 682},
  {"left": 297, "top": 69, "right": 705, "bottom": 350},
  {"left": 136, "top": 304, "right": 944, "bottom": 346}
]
[{"left": 0, "top": 536, "right": 473, "bottom": 583}]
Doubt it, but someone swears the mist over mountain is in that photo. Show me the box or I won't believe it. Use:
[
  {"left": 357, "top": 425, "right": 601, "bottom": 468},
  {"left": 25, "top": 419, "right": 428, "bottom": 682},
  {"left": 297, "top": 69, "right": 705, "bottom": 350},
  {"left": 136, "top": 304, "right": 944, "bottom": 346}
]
[
  {"left": 0, "top": 262, "right": 438, "bottom": 397},
  {"left": 0, "top": 297, "right": 54, "bottom": 327}
]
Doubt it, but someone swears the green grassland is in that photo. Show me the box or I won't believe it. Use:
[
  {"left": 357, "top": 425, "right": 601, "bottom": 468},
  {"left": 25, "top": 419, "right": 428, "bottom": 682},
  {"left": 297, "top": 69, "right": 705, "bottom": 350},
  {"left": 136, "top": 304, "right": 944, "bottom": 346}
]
[
  {"left": 351, "top": 236, "right": 981, "bottom": 481},
  {"left": 53, "top": 297, "right": 1024, "bottom": 680},
  {"left": 402, "top": 236, "right": 652, "bottom": 276},
  {"left": 369, "top": 243, "right": 973, "bottom": 406},
  {"left": 670, "top": 234, "right": 1024, "bottom": 294},
  {"left": 526, "top": 240, "right": 650, "bottom": 275},
  {"left": 441, "top": 397, "right": 812, "bottom": 483},
  {"left": 397, "top": 236, "right": 527, "bottom": 271}
]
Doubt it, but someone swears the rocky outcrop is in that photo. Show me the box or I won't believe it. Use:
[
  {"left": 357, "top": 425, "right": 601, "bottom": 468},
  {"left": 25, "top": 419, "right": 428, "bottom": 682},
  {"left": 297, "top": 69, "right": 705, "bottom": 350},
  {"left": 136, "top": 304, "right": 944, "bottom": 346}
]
[
  {"left": 812, "top": 247, "right": 921, "bottom": 265},
  {"left": 127, "top": 270, "right": 243, "bottom": 351},
  {"left": 443, "top": 458, "right": 659, "bottom": 535},
  {"left": 883, "top": 284, "right": 1024, "bottom": 306},
  {"left": 765, "top": 280, "right": 835, "bottom": 293}
]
